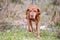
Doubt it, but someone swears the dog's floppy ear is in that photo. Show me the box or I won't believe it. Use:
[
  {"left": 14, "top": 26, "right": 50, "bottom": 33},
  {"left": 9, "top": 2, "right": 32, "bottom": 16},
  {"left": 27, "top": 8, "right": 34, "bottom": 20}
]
[
  {"left": 37, "top": 8, "right": 40, "bottom": 15},
  {"left": 27, "top": 9, "right": 29, "bottom": 11},
  {"left": 26, "top": 9, "right": 30, "bottom": 19},
  {"left": 26, "top": 9, "right": 29, "bottom": 15}
]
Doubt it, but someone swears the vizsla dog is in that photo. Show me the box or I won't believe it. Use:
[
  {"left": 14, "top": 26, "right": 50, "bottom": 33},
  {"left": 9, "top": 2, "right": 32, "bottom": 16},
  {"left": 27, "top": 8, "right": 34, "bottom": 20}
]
[{"left": 26, "top": 5, "right": 40, "bottom": 38}]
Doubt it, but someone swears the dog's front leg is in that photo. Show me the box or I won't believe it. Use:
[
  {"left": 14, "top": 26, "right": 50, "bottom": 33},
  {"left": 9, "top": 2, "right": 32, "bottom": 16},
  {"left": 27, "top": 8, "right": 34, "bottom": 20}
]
[
  {"left": 30, "top": 21, "right": 34, "bottom": 32},
  {"left": 36, "top": 21, "right": 40, "bottom": 38},
  {"left": 27, "top": 20, "right": 31, "bottom": 32}
]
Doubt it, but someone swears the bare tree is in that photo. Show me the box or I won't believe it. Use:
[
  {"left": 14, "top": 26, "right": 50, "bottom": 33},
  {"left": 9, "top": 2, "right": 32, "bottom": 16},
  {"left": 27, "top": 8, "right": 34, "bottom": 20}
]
[
  {"left": 0, "top": 0, "right": 11, "bottom": 18},
  {"left": 50, "top": 0, "right": 60, "bottom": 24}
]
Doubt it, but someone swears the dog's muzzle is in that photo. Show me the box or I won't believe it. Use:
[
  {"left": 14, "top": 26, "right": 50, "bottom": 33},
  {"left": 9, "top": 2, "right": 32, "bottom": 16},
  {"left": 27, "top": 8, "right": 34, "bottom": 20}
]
[{"left": 30, "top": 12, "right": 36, "bottom": 19}]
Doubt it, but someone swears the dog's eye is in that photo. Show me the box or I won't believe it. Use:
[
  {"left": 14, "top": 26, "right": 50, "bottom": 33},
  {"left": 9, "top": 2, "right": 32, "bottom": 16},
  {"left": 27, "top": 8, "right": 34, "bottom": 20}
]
[
  {"left": 29, "top": 10, "right": 32, "bottom": 12},
  {"left": 34, "top": 10, "right": 36, "bottom": 12}
]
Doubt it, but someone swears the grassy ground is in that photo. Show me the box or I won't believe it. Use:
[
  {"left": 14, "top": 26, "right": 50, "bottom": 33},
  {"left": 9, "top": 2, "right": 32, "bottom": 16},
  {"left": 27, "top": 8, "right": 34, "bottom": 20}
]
[{"left": 0, "top": 29, "right": 60, "bottom": 40}]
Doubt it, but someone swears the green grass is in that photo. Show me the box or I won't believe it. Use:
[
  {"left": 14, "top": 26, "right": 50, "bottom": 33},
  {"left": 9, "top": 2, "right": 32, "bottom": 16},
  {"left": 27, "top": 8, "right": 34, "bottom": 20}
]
[
  {"left": 0, "top": 29, "right": 60, "bottom": 40},
  {"left": 41, "top": 30, "right": 60, "bottom": 40}
]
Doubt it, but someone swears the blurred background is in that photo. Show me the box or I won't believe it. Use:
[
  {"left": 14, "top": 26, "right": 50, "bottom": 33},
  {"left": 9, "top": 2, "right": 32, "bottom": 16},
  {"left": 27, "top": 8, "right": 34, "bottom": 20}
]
[{"left": 0, "top": 0, "right": 60, "bottom": 40}]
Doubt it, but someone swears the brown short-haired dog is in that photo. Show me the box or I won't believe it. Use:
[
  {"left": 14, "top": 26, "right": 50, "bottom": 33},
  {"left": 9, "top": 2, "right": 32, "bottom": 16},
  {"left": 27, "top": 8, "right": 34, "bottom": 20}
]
[{"left": 26, "top": 5, "right": 40, "bottom": 38}]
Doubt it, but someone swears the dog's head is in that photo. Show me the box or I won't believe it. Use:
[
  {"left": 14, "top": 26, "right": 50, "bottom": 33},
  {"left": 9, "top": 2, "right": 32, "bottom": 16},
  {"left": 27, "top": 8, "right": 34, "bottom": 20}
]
[{"left": 26, "top": 6, "right": 40, "bottom": 19}]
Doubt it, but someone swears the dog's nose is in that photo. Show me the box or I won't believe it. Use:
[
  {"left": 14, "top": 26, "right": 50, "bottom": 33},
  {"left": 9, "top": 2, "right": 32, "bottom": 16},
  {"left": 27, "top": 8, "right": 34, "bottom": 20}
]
[{"left": 31, "top": 15, "right": 33, "bottom": 17}]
